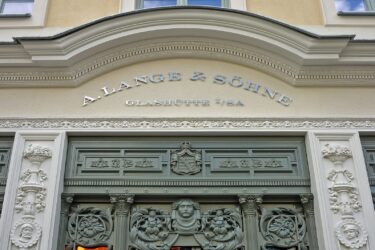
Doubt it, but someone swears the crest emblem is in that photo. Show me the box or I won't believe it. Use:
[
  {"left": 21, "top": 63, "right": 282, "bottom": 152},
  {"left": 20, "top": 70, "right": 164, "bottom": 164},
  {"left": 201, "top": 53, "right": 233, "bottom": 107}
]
[{"left": 171, "top": 142, "right": 201, "bottom": 175}]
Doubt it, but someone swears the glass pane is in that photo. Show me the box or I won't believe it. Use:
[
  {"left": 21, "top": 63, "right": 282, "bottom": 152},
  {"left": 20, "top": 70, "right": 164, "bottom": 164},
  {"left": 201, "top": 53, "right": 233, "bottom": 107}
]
[
  {"left": 187, "top": 0, "right": 222, "bottom": 7},
  {"left": 1, "top": 1, "right": 33, "bottom": 14},
  {"left": 335, "top": 0, "right": 366, "bottom": 11},
  {"left": 143, "top": 0, "right": 177, "bottom": 8}
]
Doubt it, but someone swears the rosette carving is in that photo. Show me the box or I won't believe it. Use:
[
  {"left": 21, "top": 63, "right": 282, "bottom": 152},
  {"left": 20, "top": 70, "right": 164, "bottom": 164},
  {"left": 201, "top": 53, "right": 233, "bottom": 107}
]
[
  {"left": 260, "top": 208, "right": 307, "bottom": 249},
  {"left": 67, "top": 207, "right": 113, "bottom": 249}
]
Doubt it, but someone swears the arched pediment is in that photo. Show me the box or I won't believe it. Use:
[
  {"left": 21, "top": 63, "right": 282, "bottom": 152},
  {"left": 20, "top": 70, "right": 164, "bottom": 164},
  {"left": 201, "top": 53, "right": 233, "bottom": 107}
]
[{"left": 0, "top": 7, "right": 374, "bottom": 87}]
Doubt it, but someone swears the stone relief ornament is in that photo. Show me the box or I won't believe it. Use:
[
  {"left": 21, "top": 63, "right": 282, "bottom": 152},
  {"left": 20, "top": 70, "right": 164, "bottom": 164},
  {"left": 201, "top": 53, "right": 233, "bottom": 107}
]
[
  {"left": 219, "top": 159, "right": 284, "bottom": 169},
  {"left": 23, "top": 144, "right": 52, "bottom": 164},
  {"left": 10, "top": 218, "right": 42, "bottom": 248},
  {"left": 171, "top": 142, "right": 202, "bottom": 175},
  {"left": 322, "top": 143, "right": 352, "bottom": 165},
  {"left": 335, "top": 219, "right": 368, "bottom": 249},
  {"left": 129, "top": 199, "right": 243, "bottom": 250},
  {"left": 260, "top": 208, "right": 307, "bottom": 249},
  {"left": 67, "top": 207, "right": 113, "bottom": 249}
]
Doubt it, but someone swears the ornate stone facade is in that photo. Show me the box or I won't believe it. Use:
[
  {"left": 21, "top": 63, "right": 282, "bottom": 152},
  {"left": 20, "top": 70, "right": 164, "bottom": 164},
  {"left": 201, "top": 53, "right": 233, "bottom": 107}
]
[{"left": 10, "top": 144, "right": 52, "bottom": 249}]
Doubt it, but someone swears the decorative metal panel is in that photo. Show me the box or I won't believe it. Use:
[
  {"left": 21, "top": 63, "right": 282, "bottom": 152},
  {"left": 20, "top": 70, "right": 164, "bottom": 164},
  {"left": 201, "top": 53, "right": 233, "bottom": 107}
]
[
  {"left": 65, "top": 137, "right": 309, "bottom": 191},
  {"left": 360, "top": 137, "right": 375, "bottom": 207},
  {"left": 0, "top": 138, "right": 13, "bottom": 216}
]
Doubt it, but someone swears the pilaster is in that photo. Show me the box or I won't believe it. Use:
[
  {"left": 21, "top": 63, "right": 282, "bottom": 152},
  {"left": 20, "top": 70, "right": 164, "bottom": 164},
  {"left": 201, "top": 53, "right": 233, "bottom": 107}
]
[
  {"left": 238, "top": 194, "right": 263, "bottom": 250},
  {"left": 110, "top": 194, "right": 134, "bottom": 250},
  {"left": 0, "top": 131, "right": 67, "bottom": 250},
  {"left": 306, "top": 131, "right": 375, "bottom": 250}
]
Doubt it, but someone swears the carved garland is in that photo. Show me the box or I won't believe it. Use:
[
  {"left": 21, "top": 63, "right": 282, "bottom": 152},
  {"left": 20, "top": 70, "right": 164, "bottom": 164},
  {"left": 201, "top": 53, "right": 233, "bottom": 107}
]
[
  {"left": 321, "top": 143, "right": 368, "bottom": 249},
  {"left": 10, "top": 144, "right": 52, "bottom": 249}
]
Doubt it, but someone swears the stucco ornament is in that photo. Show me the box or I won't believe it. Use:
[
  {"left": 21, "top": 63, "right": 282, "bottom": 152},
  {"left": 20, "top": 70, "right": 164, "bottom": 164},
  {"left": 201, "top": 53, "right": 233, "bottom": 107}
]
[
  {"left": 322, "top": 143, "right": 352, "bottom": 165},
  {"left": 130, "top": 199, "right": 243, "bottom": 250},
  {"left": 67, "top": 207, "right": 113, "bottom": 249},
  {"left": 171, "top": 142, "right": 202, "bottom": 175},
  {"left": 260, "top": 208, "right": 306, "bottom": 249},
  {"left": 10, "top": 218, "right": 42, "bottom": 248},
  {"left": 23, "top": 144, "right": 52, "bottom": 164},
  {"left": 336, "top": 219, "right": 368, "bottom": 249}
]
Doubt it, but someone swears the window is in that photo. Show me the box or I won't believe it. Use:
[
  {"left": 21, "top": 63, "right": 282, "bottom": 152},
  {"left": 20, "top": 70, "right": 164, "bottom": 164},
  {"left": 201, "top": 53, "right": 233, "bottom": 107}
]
[
  {"left": 136, "top": 0, "right": 230, "bottom": 9},
  {"left": 0, "top": 0, "right": 33, "bottom": 14},
  {"left": 335, "top": 0, "right": 375, "bottom": 12}
]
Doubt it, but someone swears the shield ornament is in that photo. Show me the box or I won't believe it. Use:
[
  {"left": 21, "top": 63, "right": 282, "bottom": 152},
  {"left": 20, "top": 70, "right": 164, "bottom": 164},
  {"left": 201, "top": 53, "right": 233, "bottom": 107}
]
[{"left": 171, "top": 142, "right": 202, "bottom": 175}]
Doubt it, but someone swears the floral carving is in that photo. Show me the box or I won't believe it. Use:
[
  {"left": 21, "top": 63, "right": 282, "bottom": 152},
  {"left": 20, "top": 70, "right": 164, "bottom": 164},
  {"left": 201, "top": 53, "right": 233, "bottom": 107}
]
[
  {"left": 336, "top": 219, "right": 368, "bottom": 249},
  {"left": 67, "top": 207, "right": 113, "bottom": 249},
  {"left": 260, "top": 208, "right": 306, "bottom": 249},
  {"left": 171, "top": 142, "right": 202, "bottom": 175},
  {"left": 90, "top": 158, "right": 155, "bottom": 168},
  {"left": 219, "top": 159, "right": 284, "bottom": 169}
]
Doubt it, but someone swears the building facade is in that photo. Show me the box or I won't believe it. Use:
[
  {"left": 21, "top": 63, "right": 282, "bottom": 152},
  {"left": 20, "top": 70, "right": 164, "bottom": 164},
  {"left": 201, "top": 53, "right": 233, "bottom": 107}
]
[{"left": 0, "top": 1, "right": 375, "bottom": 250}]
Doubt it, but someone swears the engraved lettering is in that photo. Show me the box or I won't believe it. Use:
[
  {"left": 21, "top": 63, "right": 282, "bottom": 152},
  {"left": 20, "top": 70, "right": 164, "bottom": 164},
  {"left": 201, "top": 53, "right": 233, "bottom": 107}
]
[
  {"left": 168, "top": 72, "right": 182, "bottom": 81},
  {"left": 262, "top": 87, "right": 278, "bottom": 99},
  {"left": 118, "top": 81, "right": 132, "bottom": 91},
  {"left": 82, "top": 96, "right": 96, "bottom": 106},
  {"left": 149, "top": 74, "right": 164, "bottom": 83},
  {"left": 243, "top": 81, "right": 261, "bottom": 93},
  {"left": 134, "top": 76, "right": 148, "bottom": 86},
  {"left": 229, "top": 76, "right": 243, "bottom": 87},
  {"left": 277, "top": 95, "right": 293, "bottom": 106},
  {"left": 101, "top": 86, "right": 117, "bottom": 96},
  {"left": 213, "top": 75, "right": 226, "bottom": 85},
  {"left": 190, "top": 72, "right": 206, "bottom": 81}
]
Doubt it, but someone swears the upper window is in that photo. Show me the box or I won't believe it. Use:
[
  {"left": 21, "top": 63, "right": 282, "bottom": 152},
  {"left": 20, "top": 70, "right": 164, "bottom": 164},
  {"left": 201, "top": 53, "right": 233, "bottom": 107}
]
[
  {"left": 0, "top": 0, "right": 33, "bottom": 14},
  {"left": 136, "top": 0, "right": 229, "bottom": 9},
  {"left": 335, "top": 0, "right": 375, "bottom": 12}
]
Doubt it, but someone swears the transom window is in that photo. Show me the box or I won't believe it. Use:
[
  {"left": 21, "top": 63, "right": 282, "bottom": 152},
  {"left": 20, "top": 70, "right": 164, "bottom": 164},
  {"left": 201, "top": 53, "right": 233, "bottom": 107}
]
[
  {"left": 136, "top": 0, "right": 229, "bottom": 9},
  {"left": 335, "top": 0, "right": 375, "bottom": 12},
  {"left": 0, "top": 0, "right": 33, "bottom": 14}
]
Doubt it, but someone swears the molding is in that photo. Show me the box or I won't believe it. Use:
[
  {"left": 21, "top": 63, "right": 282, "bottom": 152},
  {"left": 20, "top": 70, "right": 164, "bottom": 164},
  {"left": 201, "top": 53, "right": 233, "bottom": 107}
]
[
  {"left": 64, "top": 178, "right": 310, "bottom": 187},
  {"left": 0, "top": 8, "right": 374, "bottom": 87},
  {"left": 2, "top": 118, "right": 375, "bottom": 130}
]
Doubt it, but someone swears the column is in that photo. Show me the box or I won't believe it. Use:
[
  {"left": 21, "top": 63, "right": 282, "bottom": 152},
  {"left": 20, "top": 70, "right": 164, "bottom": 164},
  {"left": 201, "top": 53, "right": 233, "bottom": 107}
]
[
  {"left": 300, "top": 194, "right": 319, "bottom": 250},
  {"left": 0, "top": 131, "right": 66, "bottom": 250},
  {"left": 238, "top": 194, "right": 263, "bottom": 250},
  {"left": 306, "top": 131, "right": 375, "bottom": 250},
  {"left": 110, "top": 194, "right": 134, "bottom": 250},
  {"left": 57, "top": 194, "right": 74, "bottom": 250}
]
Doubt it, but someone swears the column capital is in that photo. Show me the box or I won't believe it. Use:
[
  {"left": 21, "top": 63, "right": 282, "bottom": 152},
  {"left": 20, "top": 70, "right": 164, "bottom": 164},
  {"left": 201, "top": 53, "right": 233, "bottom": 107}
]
[
  {"left": 110, "top": 194, "right": 134, "bottom": 215},
  {"left": 238, "top": 194, "right": 263, "bottom": 215}
]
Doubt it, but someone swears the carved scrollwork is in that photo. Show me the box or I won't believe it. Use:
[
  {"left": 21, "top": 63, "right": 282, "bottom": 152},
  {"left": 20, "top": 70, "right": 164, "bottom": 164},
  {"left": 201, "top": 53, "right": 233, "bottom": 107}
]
[
  {"left": 335, "top": 219, "right": 368, "bottom": 249},
  {"left": 10, "top": 218, "right": 42, "bottom": 248},
  {"left": 67, "top": 207, "right": 113, "bottom": 249},
  {"left": 260, "top": 208, "right": 306, "bottom": 249},
  {"left": 171, "top": 142, "right": 202, "bottom": 175}
]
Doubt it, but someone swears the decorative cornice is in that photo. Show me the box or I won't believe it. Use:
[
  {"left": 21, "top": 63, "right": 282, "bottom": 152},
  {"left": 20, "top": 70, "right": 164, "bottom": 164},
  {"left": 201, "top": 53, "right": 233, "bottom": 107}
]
[
  {"left": 2, "top": 118, "right": 375, "bottom": 130},
  {"left": 0, "top": 8, "right": 374, "bottom": 87}
]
